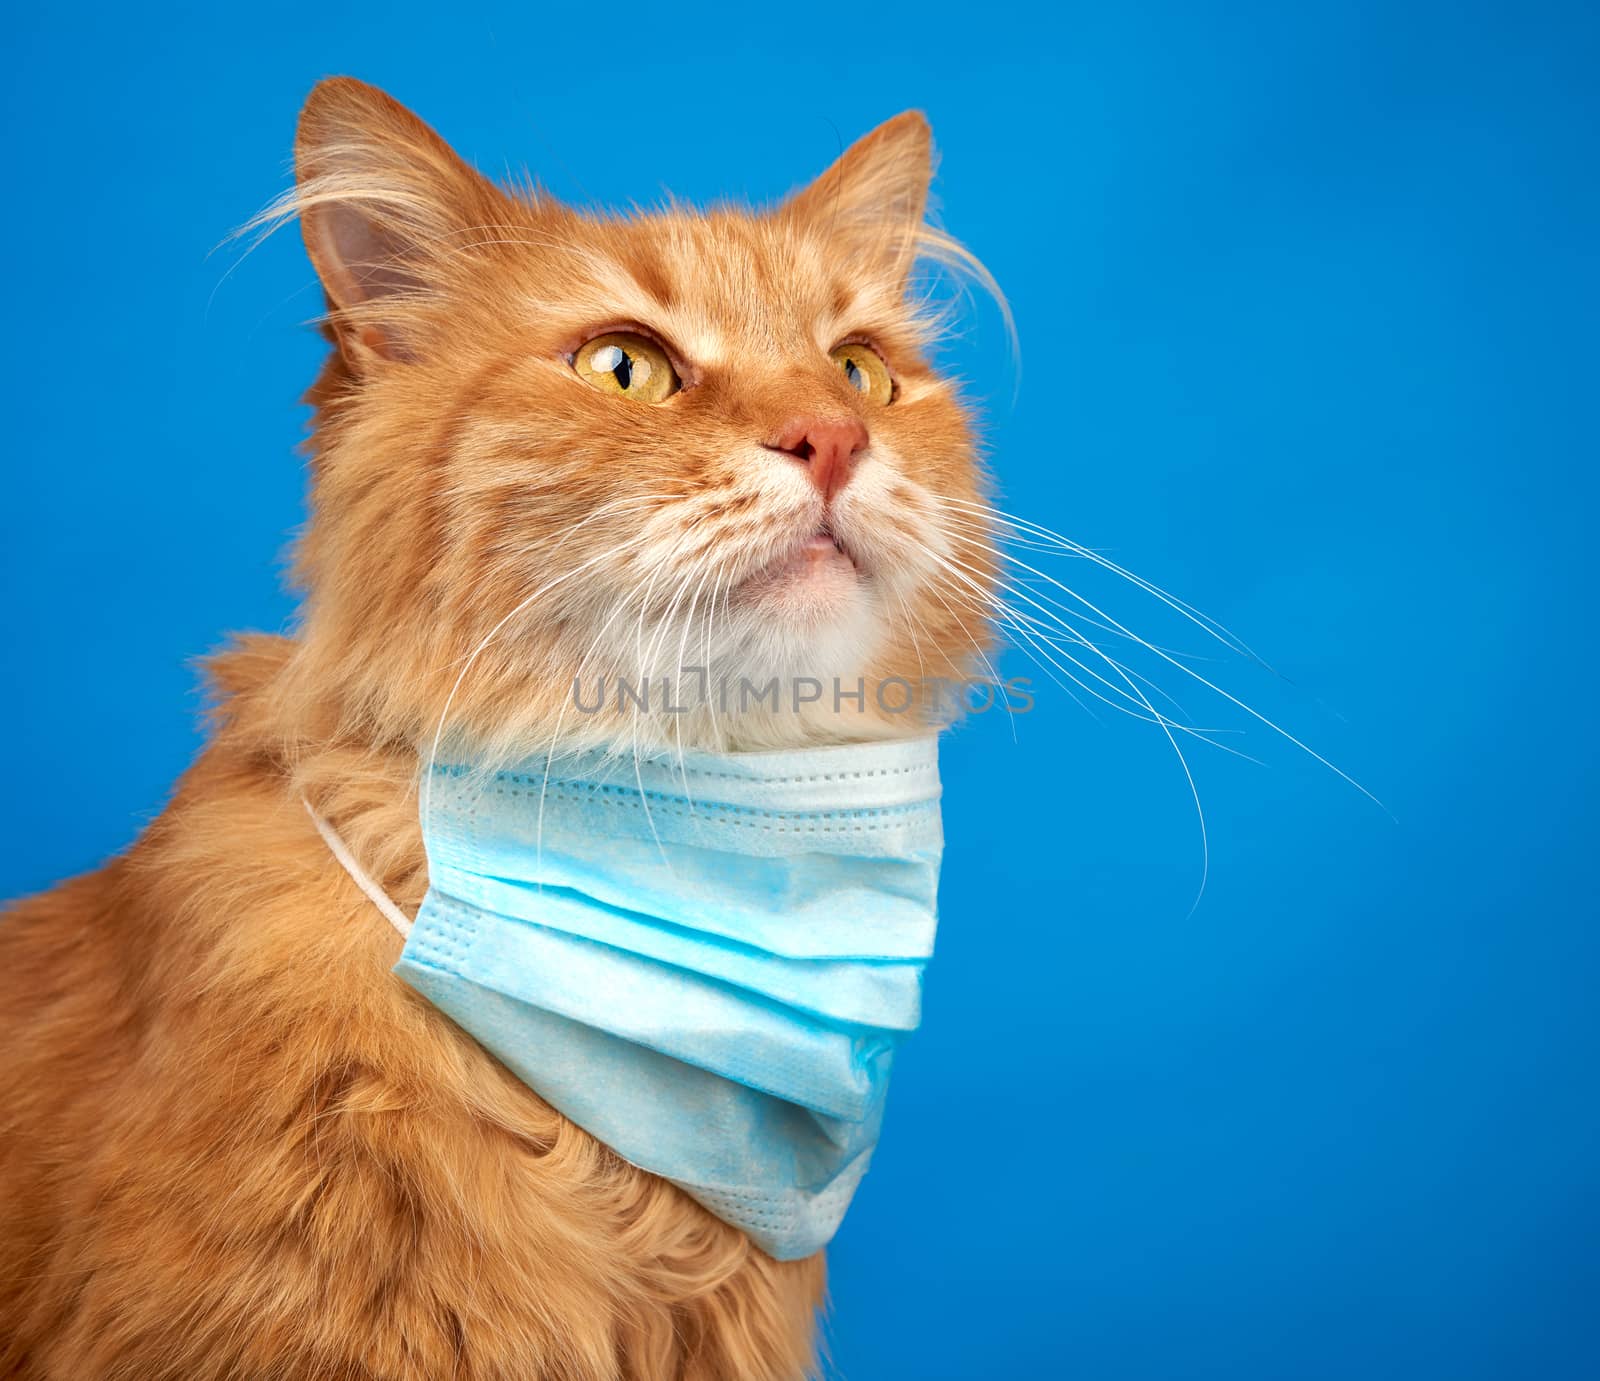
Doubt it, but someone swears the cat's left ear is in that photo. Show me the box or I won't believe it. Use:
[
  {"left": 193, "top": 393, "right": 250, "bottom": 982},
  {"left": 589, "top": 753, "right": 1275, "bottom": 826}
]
[{"left": 782, "top": 112, "right": 933, "bottom": 285}]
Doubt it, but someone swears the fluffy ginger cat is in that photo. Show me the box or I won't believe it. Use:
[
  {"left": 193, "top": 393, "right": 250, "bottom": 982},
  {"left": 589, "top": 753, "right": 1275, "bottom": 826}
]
[{"left": 0, "top": 78, "right": 998, "bottom": 1380}]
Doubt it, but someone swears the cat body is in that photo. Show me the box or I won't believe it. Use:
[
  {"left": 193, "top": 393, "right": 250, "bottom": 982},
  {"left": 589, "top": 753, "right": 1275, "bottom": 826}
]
[
  {"left": 0, "top": 79, "right": 995, "bottom": 1380},
  {"left": 0, "top": 637, "right": 823, "bottom": 1379}
]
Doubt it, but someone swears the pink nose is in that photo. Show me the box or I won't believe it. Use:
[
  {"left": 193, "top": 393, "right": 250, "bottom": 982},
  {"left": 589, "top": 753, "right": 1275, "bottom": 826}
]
[{"left": 766, "top": 416, "right": 869, "bottom": 502}]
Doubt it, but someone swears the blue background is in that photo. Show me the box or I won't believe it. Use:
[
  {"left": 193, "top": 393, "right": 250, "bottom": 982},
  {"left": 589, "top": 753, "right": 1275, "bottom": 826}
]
[{"left": 5, "top": 3, "right": 1596, "bottom": 1377}]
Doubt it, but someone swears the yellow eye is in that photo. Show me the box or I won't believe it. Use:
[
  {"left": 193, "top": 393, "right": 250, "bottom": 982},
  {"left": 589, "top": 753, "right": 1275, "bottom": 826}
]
[
  {"left": 829, "top": 342, "right": 894, "bottom": 404},
  {"left": 572, "top": 332, "right": 680, "bottom": 403}
]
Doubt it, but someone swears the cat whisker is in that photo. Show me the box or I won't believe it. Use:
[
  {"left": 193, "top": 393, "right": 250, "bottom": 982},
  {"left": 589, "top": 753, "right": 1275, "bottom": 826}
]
[
  {"left": 925, "top": 565, "right": 1159, "bottom": 728},
  {"left": 920, "top": 553, "right": 1214, "bottom": 907},
  {"left": 922, "top": 558, "right": 1253, "bottom": 771},
  {"left": 669, "top": 551, "right": 729, "bottom": 787},
  {"left": 422, "top": 494, "right": 671, "bottom": 828},
  {"left": 533, "top": 575, "right": 670, "bottom": 888},
  {"left": 940, "top": 496, "right": 1269, "bottom": 668},
  {"left": 699, "top": 557, "right": 732, "bottom": 751},
  {"left": 624, "top": 513, "right": 728, "bottom": 851},
  {"left": 926, "top": 544, "right": 1193, "bottom": 726},
  {"left": 911, "top": 561, "right": 1016, "bottom": 730},
  {"left": 641, "top": 547, "right": 716, "bottom": 791},
  {"left": 936, "top": 513, "right": 1209, "bottom": 660},
  {"left": 935, "top": 498, "right": 1384, "bottom": 808},
  {"left": 434, "top": 496, "right": 674, "bottom": 673}
]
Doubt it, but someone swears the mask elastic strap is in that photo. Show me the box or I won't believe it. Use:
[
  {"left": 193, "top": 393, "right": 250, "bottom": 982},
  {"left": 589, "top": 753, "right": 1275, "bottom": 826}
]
[{"left": 302, "top": 797, "right": 414, "bottom": 940}]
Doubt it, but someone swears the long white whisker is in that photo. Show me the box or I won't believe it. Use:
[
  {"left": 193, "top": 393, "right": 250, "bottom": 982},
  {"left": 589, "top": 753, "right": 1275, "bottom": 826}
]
[
  {"left": 937, "top": 512, "right": 1211, "bottom": 660},
  {"left": 925, "top": 546, "right": 1215, "bottom": 905},
  {"left": 927, "top": 564, "right": 1158, "bottom": 728},
  {"left": 928, "top": 546, "right": 1192, "bottom": 725},
  {"left": 627, "top": 513, "right": 722, "bottom": 855},
  {"left": 699, "top": 557, "right": 731, "bottom": 750},
  {"left": 534, "top": 575, "right": 670, "bottom": 888},
  {"left": 924, "top": 557, "right": 1254, "bottom": 766},
  {"left": 908, "top": 557, "right": 1012, "bottom": 718},
  {"left": 943, "top": 496, "right": 1268, "bottom": 667},
  {"left": 937, "top": 498, "right": 1383, "bottom": 809},
  {"left": 421, "top": 496, "right": 669, "bottom": 828}
]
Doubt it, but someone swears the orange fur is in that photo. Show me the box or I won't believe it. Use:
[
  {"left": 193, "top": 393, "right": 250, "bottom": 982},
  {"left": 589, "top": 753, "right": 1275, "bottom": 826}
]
[{"left": 0, "top": 78, "right": 996, "bottom": 1379}]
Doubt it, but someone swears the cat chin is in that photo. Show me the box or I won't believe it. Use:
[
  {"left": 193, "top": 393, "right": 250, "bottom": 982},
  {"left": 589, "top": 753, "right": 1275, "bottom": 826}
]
[
  {"left": 465, "top": 598, "right": 915, "bottom": 758},
  {"left": 728, "top": 584, "right": 882, "bottom": 676},
  {"left": 734, "top": 534, "right": 865, "bottom": 622},
  {"left": 741, "top": 571, "right": 866, "bottom": 633}
]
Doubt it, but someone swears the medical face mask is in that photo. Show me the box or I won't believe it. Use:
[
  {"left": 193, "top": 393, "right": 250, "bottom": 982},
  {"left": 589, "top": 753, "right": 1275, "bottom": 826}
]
[{"left": 306, "top": 736, "right": 943, "bottom": 1261}]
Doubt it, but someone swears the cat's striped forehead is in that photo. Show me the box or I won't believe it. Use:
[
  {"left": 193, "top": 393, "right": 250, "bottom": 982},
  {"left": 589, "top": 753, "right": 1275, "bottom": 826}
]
[{"left": 524, "top": 207, "right": 906, "bottom": 370}]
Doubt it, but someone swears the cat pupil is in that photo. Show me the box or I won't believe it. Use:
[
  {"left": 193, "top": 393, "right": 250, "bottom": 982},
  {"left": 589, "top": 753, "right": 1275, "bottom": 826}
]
[
  {"left": 588, "top": 343, "right": 636, "bottom": 390},
  {"left": 845, "top": 359, "right": 863, "bottom": 391}
]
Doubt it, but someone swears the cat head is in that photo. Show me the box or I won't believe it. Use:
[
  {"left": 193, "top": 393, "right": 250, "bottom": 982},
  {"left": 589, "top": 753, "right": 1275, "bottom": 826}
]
[{"left": 275, "top": 77, "right": 999, "bottom": 757}]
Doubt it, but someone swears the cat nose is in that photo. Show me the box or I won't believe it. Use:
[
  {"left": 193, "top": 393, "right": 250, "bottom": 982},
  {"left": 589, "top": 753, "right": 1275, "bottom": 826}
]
[{"left": 765, "top": 416, "right": 869, "bottom": 502}]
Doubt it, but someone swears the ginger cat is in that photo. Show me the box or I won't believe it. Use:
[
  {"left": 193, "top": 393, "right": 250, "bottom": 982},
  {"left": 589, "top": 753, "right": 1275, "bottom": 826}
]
[{"left": 0, "top": 78, "right": 996, "bottom": 1380}]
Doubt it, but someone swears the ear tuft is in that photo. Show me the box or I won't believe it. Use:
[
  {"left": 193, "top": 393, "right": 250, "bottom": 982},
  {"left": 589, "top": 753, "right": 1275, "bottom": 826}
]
[{"left": 293, "top": 78, "right": 508, "bottom": 363}]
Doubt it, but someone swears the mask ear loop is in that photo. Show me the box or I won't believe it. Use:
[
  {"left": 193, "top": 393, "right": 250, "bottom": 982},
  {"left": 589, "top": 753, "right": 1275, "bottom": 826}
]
[{"left": 302, "top": 798, "right": 414, "bottom": 939}]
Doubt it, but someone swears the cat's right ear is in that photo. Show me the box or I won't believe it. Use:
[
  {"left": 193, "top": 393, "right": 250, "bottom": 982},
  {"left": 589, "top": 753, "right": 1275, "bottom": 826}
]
[
  {"left": 293, "top": 77, "right": 510, "bottom": 366},
  {"left": 782, "top": 111, "right": 934, "bottom": 287}
]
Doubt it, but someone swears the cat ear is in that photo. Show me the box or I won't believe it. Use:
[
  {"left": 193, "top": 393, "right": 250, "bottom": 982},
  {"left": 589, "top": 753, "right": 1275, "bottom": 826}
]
[
  {"left": 783, "top": 112, "right": 934, "bottom": 284},
  {"left": 293, "top": 77, "right": 511, "bottom": 364}
]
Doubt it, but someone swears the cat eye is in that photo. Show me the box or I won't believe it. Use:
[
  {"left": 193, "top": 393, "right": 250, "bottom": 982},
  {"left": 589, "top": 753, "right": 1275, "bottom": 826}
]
[
  {"left": 572, "top": 332, "right": 680, "bottom": 403},
  {"left": 829, "top": 342, "right": 894, "bottom": 405}
]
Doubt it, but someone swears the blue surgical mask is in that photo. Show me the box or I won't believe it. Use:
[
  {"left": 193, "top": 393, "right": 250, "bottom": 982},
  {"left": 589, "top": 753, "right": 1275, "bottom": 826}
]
[{"left": 307, "top": 737, "right": 943, "bottom": 1261}]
